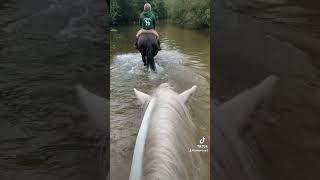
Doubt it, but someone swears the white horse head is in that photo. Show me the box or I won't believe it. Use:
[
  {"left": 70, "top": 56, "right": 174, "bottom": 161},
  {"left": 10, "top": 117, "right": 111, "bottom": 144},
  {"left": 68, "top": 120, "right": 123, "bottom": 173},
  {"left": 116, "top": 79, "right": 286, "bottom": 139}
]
[
  {"left": 130, "top": 83, "right": 202, "bottom": 180},
  {"left": 75, "top": 75, "right": 278, "bottom": 180}
]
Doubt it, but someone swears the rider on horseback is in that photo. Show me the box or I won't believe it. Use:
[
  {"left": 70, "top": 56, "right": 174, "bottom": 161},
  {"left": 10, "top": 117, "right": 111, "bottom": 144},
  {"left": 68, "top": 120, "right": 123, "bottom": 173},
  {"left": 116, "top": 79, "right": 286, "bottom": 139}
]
[{"left": 135, "top": 3, "right": 161, "bottom": 50}]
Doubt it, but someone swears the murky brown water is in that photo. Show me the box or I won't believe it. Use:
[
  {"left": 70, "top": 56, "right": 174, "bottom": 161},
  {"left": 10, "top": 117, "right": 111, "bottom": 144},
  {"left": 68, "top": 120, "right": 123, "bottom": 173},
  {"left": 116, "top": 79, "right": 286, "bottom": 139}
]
[{"left": 110, "top": 22, "right": 210, "bottom": 179}]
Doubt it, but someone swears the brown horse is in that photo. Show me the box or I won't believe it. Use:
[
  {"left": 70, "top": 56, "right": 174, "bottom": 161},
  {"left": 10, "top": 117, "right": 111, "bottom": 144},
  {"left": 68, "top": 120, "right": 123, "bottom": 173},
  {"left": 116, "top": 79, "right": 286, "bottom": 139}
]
[{"left": 137, "top": 33, "right": 160, "bottom": 71}]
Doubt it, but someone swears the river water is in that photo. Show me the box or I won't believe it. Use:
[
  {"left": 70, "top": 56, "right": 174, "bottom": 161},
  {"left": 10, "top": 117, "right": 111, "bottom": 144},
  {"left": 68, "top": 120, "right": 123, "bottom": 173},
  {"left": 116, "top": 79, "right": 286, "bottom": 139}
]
[
  {"left": 214, "top": 0, "right": 320, "bottom": 180},
  {"left": 110, "top": 22, "right": 210, "bottom": 179},
  {"left": 1, "top": 0, "right": 320, "bottom": 180},
  {"left": 0, "top": 0, "right": 108, "bottom": 179}
]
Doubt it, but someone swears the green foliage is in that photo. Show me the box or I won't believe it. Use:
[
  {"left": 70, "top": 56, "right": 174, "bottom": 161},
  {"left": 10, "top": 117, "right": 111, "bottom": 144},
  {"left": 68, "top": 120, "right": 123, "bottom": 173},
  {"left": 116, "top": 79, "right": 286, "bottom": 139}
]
[
  {"left": 165, "top": 0, "right": 210, "bottom": 28},
  {"left": 110, "top": 0, "right": 135, "bottom": 24},
  {"left": 110, "top": 0, "right": 209, "bottom": 28},
  {"left": 149, "top": 0, "right": 167, "bottom": 19}
]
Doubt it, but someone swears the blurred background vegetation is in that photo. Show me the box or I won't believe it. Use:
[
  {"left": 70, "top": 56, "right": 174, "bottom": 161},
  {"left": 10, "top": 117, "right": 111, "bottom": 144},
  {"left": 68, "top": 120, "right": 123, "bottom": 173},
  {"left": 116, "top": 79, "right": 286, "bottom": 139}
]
[{"left": 110, "top": 0, "right": 210, "bottom": 28}]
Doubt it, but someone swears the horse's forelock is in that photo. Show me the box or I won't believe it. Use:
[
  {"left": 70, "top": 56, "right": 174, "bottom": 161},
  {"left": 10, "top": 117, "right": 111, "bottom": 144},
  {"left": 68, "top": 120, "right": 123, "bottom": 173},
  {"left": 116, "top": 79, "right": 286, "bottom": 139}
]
[
  {"left": 152, "top": 83, "right": 178, "bottom": 100},
  {"left": 140, "top": 83, "right": 177, "bottom": 114},
  {"left": 158, "top": 83, "right": 172, "bottom": 90}
]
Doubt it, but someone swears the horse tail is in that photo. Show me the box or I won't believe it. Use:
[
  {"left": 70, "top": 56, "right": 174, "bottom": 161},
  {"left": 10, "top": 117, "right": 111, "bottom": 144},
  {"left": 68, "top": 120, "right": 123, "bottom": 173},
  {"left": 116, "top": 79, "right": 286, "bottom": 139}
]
[{"left": 146, "top": 42, "right": 156, "bottom": 71}]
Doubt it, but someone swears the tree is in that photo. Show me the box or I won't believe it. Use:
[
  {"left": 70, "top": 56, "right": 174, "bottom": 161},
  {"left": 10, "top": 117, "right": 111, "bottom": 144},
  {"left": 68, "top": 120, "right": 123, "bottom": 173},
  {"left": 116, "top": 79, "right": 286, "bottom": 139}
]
[{"left": 110, "top": 0, "right": 209, "bottom": 28}]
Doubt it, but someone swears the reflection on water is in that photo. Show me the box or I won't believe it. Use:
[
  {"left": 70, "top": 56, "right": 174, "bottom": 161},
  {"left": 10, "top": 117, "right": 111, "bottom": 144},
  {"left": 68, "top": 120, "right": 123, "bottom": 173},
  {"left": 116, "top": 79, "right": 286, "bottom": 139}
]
[
  {"left": 0, "top": 0, "right": 108, "bottom": 179},
  {"left": 214, "top": 1, "right": 320, "bottom": 180},
  {"left": 226, "top": 0, "right": 320, "bottom": 35},
  {"left": 110, "top": 22, "right": 210, "bottom": 180}
]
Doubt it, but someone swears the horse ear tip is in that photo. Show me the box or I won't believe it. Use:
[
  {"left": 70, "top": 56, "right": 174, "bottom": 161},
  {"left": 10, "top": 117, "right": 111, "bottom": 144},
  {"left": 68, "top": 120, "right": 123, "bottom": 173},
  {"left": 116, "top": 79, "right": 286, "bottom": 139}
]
[
  {"left": 75, "top": 84, "right": 85, "bottom": 94},
  {"left": 192, "top": 85, "right": 197, "bottom": 91},
  {"left": 134, "top": 88, "right": 140, "bottom": 94},
  {"left": 75, "top": 84, "right": 82, "bottom": 89},
  {"left": 269, "top": 75, "right": 278, "bottom": 81},
  {"left": 264, "top": 75, "right": 279, "bottom": 86}
]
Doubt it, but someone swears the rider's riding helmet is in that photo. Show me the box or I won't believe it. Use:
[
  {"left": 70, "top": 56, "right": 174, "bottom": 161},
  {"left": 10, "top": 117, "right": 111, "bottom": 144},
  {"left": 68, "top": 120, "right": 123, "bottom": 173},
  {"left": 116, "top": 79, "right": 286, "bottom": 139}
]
[{"left": 144, "top": 3, "right": 151, "bottom": 11}]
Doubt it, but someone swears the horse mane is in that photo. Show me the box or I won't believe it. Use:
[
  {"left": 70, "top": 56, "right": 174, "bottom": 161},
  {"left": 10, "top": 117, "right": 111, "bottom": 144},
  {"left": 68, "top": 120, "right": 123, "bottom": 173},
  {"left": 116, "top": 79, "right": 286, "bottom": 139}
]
[{"left": 141, "top": 83, "right": 202, "bottom": 180}]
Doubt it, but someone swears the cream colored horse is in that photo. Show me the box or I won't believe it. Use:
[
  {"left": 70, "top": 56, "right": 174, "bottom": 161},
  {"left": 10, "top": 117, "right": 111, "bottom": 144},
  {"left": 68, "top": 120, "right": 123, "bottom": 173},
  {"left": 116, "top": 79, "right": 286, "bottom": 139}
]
[
  {"left": 75, "top": 75, "right": 278, "bottom": 180},
  {"left": 130, "top": 83, "right": 202, "bottom": 180}
]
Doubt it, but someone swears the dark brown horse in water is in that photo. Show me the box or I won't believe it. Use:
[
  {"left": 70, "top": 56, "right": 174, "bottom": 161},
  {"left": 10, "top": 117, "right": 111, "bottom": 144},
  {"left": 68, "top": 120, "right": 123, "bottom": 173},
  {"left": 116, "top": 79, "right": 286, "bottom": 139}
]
[{"left": 137, "top": 33, "right": 160, "bottom": 71}]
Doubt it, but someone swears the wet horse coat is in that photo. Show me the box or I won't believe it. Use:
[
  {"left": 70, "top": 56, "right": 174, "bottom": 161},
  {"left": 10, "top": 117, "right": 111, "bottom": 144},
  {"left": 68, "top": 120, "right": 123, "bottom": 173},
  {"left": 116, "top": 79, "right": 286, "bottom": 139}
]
[{"left": 137, "top": 33, "right": 160, "bottom": 71}]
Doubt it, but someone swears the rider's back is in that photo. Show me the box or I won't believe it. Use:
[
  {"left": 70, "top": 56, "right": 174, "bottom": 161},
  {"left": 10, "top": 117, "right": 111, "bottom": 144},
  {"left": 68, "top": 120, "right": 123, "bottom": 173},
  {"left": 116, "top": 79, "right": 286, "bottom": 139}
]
[{"left": 139, "top": 11, "right": 156, "bottom": 30}]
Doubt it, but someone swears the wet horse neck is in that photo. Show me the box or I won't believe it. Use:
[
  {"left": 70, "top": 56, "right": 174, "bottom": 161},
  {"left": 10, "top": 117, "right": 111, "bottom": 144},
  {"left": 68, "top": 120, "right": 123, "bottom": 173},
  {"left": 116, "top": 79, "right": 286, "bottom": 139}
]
[
  {"left": 143, "top": 99, "right": 197, "bottom": 180},
  {"left": 131, "top": 91, "right": 198, "bottom": 180}
]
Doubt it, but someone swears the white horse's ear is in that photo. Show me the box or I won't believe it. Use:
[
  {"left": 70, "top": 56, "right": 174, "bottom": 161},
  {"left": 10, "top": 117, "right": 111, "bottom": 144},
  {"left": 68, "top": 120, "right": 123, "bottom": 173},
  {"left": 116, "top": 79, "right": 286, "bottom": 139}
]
[
  {"left": 134, "top": 88, "right": 150, "bottom": 104},
  {"left": 179, "top": 85, "right": 197, "bottom": 103},
  {"left": 75, "top": 85, "right": 108, "bottom": 133},
  {"left": 215, "top": 75, "right": 278, "bottom": 129}
]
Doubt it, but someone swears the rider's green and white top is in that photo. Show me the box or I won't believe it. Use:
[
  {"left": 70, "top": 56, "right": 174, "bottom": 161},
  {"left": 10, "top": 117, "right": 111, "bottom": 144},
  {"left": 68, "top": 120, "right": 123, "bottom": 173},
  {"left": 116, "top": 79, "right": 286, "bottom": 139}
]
[{"left": 139, "top": 11, "right": 156, "bottom": 30}]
